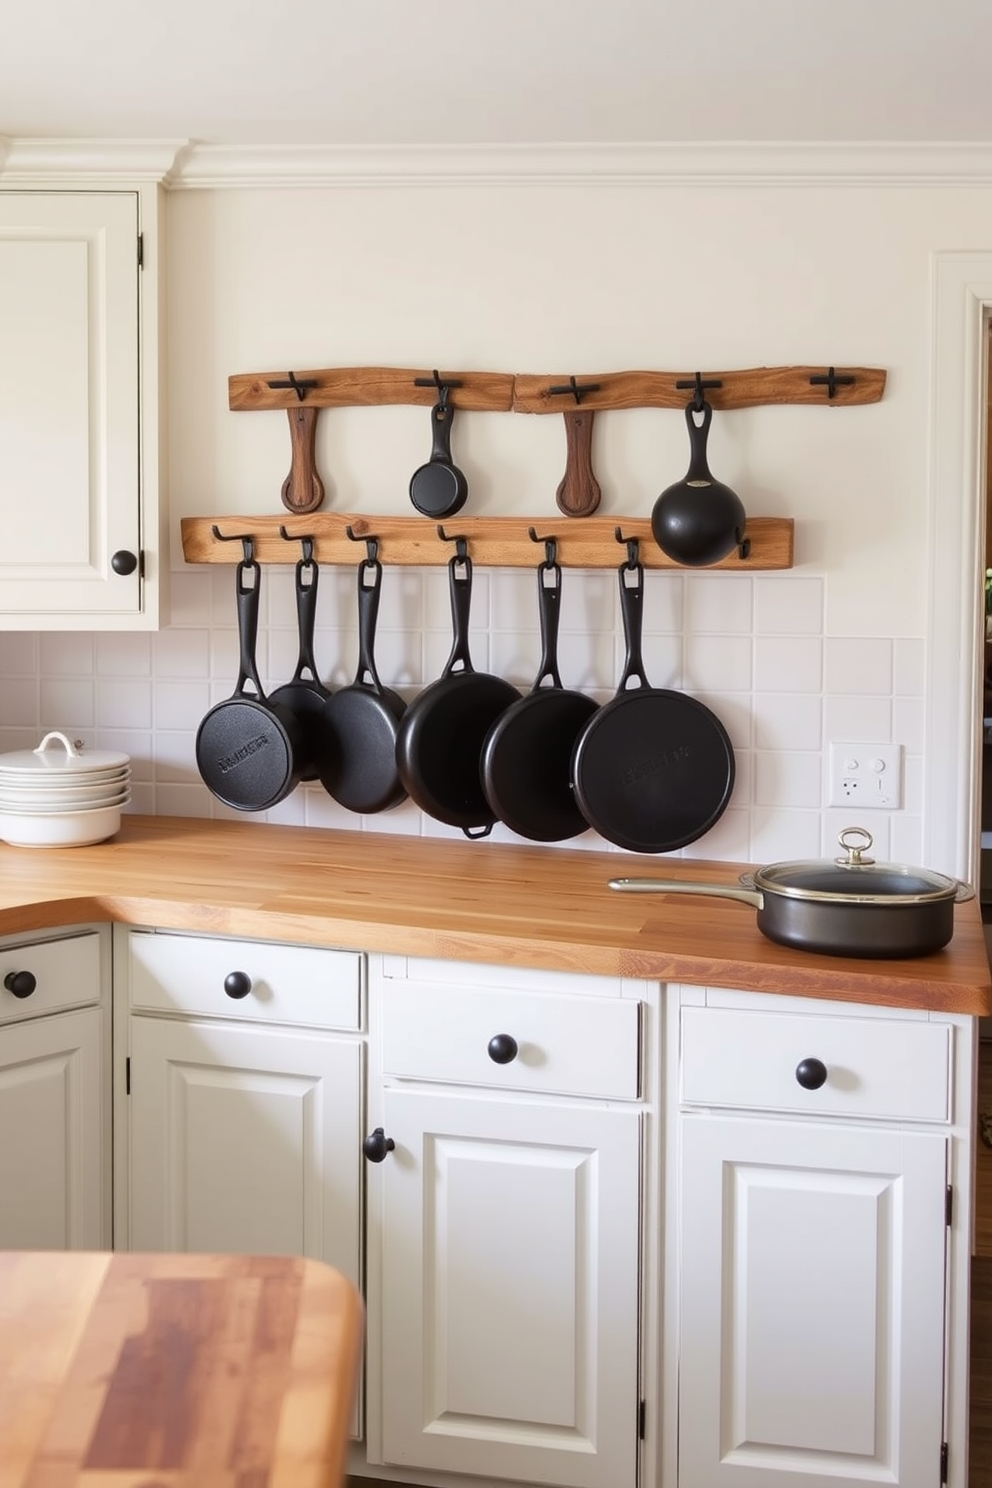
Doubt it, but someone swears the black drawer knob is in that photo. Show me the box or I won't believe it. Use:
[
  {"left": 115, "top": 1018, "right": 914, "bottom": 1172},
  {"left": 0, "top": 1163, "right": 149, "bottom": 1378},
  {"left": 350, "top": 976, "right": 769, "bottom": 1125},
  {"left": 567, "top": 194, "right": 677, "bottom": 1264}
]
[
  {"left": 223, "top": 970, "right": 252, "bottom": 1000},
  {"left": 363, "top": 1127, "right": 395, "bottom": 1163},
  {"left": 111, "top": 549, "right": 138, "bottom": 576},
  {"left": 795, "top": 1057, "right": 828, "bottom": 1090},
  {"left": 3, "top": 970, "right": 36, "bottom": 999},
  {"left": 487, "top": 1033, "right": 518, "bottom": 1065}
]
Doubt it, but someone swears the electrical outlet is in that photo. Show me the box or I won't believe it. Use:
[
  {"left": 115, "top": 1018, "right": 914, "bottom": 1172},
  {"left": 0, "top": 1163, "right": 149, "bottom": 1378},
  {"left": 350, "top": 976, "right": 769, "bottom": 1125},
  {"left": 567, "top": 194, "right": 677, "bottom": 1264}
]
[{"left": 828, "top": 742, "right": 903, "bottom": 810}]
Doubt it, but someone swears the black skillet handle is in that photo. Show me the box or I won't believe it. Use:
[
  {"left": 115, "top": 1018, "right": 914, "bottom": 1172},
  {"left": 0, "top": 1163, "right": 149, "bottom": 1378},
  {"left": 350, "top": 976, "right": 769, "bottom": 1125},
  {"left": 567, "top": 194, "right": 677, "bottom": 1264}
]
[
  {"left": 290, "top": 555, "right": 321, "bottom": 684},
  {"left": 532, "top": 559, "right": 564, "bottom": 692},
  {"left": 355, "top": 555, "right": 385, "bottom": 692},
  {"left": 431, "top": 401, "right": 457, "bottom": 465},
  {"left": 685, "top": 401, "right": 715, "bottom": 483},
  {"left": 616, "top": 556, "right": 651, "bottom": 692},
  {"left": 234, "top": 559, "right": 267, "bottom": 699},
  {"left": 443, "top": 550, "right": 476, "bottom": 677}
]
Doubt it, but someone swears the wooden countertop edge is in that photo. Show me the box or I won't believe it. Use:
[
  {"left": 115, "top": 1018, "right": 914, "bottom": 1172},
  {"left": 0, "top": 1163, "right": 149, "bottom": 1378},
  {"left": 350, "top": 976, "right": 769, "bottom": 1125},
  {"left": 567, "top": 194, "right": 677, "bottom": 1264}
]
[{"left": 0, "top": 816, "right": 986, "bottom": 1015}]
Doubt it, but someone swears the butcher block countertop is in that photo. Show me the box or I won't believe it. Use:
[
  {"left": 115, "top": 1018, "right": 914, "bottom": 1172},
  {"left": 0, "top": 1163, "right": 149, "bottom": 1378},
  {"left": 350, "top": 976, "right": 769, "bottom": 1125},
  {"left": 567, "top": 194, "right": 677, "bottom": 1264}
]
[
  {"left": 0, "top": 1249, "right": 363, "bottom": 1488},
  {"left": 0, "top": 814, "right": 985, "bottom": 1014}
]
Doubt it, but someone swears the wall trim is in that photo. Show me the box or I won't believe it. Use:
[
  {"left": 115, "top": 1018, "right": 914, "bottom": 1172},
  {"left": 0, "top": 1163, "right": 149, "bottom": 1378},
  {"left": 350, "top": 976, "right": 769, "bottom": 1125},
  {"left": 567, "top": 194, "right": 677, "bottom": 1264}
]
[
  {"left": 925, "top": 254, "right": 991, "bottom": 882},
  {"left": 8, "top": 138, "right": 992, "bottom": 190}
]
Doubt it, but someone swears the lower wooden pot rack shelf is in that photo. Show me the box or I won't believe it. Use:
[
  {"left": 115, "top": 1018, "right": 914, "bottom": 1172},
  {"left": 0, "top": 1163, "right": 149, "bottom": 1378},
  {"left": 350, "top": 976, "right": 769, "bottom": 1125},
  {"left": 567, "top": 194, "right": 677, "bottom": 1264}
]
[{"left": 180, "top": 514, "right": 794, "bottom": 571}]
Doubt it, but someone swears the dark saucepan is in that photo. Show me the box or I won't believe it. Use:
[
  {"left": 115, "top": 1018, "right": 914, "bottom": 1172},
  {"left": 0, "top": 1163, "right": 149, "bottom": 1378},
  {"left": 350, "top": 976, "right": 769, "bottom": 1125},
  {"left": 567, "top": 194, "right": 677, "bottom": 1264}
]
[{"left": 609, "top": 826, "right": 974, "bottom": 959}]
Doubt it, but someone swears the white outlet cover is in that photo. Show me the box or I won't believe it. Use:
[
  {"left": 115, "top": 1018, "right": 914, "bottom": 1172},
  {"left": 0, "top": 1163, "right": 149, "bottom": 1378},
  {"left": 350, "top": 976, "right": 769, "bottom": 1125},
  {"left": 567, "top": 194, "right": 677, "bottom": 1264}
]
[{"left": 828, "top": 742, "right": 903, "bottom": 810}]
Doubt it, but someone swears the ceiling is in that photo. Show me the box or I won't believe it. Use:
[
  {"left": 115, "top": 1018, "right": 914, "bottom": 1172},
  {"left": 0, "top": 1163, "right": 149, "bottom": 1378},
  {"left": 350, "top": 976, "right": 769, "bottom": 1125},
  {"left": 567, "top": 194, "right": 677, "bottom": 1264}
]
[{"left": 3, "top": 0, "right": 992, "bottom": 149}]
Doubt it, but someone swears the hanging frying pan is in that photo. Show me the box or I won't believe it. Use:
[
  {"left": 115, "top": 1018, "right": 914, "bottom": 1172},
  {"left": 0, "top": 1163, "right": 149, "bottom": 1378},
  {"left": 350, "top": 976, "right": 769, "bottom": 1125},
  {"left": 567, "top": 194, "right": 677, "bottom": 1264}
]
[
  {"left": 481, "top": 548, "right": 598, "bottom": 841},
  {"left": 651, "top": 400, "right": 746, "bottom": 566},
  {"left": 268, "top": 546, "right": 331, "bottom": 782},
  {"left": 570, "top": 546, "right": 735, "bottom": 853},
  {"left": 317, "top": 546, "right": 408, "bottom": 813},
  {"left": 196, "top": 557, "right": 304, "bottom": 811},
  {"left": 409, "top": 395, "right": 468, "bottom": 519},
  {"left": 396, "top": 544, "right": 520, "bottom": 837}
]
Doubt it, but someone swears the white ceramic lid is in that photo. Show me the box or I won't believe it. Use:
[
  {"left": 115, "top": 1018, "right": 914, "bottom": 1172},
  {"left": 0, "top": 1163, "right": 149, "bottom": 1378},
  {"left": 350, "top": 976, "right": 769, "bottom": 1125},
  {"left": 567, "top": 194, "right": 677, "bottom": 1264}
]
[{"left": 0, "top": 732, "right": 131, "bottom": 776}]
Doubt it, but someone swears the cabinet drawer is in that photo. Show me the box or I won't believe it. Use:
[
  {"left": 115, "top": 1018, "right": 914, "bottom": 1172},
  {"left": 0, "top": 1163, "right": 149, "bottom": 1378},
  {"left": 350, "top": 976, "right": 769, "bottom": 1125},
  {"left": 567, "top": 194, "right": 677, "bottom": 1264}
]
[
  {"left": 0, "top": 931, "right": 103, "bottom": 1023},
  {"left": 680, "top": 1005, "right": 951, "bottom": 1122},
  {"left": 127, "top": 932, "right": 362, "bottom": 1031},
  {"left": 382, "top": 982, "right": 640, "bottom": 1099}
]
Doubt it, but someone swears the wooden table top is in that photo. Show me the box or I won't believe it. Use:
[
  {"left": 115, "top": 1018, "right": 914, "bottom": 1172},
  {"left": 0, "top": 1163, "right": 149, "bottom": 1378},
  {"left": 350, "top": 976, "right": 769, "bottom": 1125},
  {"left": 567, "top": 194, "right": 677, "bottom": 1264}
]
[
  {"left": 0, "top": 1249, "right": 363, "bottom": 1488},
  {"left": 0, "top": 814, "right": 985, "bottom": 1014}
]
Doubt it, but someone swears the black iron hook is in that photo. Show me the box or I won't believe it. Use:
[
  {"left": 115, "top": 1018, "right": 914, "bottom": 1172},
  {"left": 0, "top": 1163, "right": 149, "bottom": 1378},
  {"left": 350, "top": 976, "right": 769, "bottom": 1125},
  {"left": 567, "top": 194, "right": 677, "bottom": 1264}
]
[
  {"left": 614, "top": 527, "right": 640, "bottom": 570},
  {"left": 809, "top": 366, "right": 855, "bottom": 400},
  {"left": 278, "top": 525, "right": 315, "bottom": 565},
  {"left": 345, "top": 524, "right": 379, "bottom": 565},
  {"left": 527, "top": 526, "right": 559, "bottom": 568},
  {"left": 436, "top": 525, "right": 468, "bottom": 562},
  {"left": 414, "top": 369, "right": 463, "bottom": 410},
  {"left": 265, "top": 371, "right": 318, "bottom": 402},
  {"left": 675, "top": 371, "right": 723, "bottom": 412},
  {"left": 211, "top": 526, "right": 255, "bottom": 565},
  {"left": 547, "top": 375, "right": 601, "bottom": 405}
]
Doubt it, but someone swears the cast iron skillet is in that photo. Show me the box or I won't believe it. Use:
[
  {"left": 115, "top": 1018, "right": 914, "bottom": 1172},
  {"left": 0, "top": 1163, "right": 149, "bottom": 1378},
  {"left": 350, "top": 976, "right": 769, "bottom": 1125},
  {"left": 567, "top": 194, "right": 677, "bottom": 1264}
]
[
  {"left": 481, "top": 550, "right": 598, "bottom": 841},
  {"left": 268, "top": 547, "right": 331, "bottom": 781},
  {"left": 396, "top": 544, "right": 519, "bottom": 837},
  {"left": 196, "top": 557, "right": 304, "bottom": 811},
  {"left": 317, "top": 548, "right": 408, "bottom": 813},
  {"left": 409, "top": 395, "right": 468, "bottom": 519},
  {"left": 570, "top": 546, "right": 735, "bottom": 853}
]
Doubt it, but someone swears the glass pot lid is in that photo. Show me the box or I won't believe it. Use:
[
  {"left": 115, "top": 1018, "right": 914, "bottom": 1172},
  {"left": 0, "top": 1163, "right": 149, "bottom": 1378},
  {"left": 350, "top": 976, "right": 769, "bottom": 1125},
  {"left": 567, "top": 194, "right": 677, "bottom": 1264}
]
[{"left": 744, "top": 827, "right": 970, "bottom": 906}]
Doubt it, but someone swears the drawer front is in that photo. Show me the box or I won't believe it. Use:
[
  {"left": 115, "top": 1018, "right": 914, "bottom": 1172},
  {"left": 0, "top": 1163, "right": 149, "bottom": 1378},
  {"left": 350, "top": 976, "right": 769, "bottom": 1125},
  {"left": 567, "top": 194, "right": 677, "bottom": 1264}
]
[
  {"left": 127, "top": 931, "right": 362, "bottom": 1031},
  {"left": 0, "top": 931, "right": 103, "bottom": 1023},
  {"left": 681, "top": 1005, "right": 951, "bottom": 1122},
  {"left": 382, "top": 982, "right": 640, "bottom": 1099}
]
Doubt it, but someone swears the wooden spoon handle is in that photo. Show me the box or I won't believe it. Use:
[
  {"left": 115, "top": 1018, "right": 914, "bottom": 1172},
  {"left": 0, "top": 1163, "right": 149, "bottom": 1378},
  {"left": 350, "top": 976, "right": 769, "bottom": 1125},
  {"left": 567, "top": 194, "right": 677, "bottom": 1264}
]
[
  {"left": 280, "top": 405, "right": 325, "bottom": 514},
  {"left": 555, "top": 409, "right": 601, "bottom": 517}
]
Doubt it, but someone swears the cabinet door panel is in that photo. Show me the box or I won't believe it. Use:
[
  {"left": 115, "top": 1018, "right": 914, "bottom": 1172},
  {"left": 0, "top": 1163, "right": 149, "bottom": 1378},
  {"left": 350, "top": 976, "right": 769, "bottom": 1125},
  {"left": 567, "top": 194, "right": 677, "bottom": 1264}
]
[
  {"left": 0, "top": 192, "right": 139, "bottom": 616},
  {"left": 0, "top": 1008, "right": 104, "bottom": 1249},
  {"left": 129, "top": 1017, "right": 361, "bottom": 1291},
  {"left": 379, "top": 1089, "right": 640, "bottom": 1488},
  {"left": 679, "top": 1114, "right": 947, "bottom": 1488}
]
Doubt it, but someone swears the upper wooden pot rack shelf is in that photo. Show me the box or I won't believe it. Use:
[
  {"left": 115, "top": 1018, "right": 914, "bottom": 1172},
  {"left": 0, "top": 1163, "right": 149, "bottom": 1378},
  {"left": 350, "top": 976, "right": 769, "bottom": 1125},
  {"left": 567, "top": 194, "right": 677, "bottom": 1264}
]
[{"left": 228, "top": 363, "right": 885, "bottom": 413}]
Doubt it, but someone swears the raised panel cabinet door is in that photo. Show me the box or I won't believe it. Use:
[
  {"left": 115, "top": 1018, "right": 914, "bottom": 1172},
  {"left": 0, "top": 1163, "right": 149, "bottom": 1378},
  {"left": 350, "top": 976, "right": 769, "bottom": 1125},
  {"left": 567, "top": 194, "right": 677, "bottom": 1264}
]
[
  {"left": 678, "top": 1113, "right": 947, "bottom": 1488},
  {"left": 378, "top": 1088, "right": 642, "bottom": 1488},
  {"left": 127, "top": 1016, "right": 362, "bottom": 1298},
  {"left": 0, "top": 192, "right": 140, "bottom": 617},
  {"left": 0, "top": 1007, "right": 106, "bottom": 1249}
]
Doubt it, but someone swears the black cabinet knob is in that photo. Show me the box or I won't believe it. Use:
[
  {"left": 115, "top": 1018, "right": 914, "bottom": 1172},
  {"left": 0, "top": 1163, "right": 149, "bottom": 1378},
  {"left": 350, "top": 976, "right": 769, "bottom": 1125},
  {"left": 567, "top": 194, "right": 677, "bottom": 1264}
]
[
  {"left": 363, "top": 1127, "right": 395, "bottom": 1163},
  {"left": 111, "top": 550, "right": 138, "bottom": 576},
  {"left": 223, "top": 970, "right": 252, "bottom": 1000},
  {"left": 3, "top": 970, "right": 36, "bottom": 999},
  {"left": 487, "top": 1033, "right": 518, "bottom": 1065},
  {"left": 795, "top": 1057, "right": 828, "bottom": 1090}
]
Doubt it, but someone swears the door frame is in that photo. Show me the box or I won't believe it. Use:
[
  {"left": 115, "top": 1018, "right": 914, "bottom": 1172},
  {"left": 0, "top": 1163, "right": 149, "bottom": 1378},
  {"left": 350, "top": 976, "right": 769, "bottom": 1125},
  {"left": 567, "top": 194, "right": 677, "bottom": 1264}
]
[{"left": 925, "top": 253, "right": 992, "bottom": 882}]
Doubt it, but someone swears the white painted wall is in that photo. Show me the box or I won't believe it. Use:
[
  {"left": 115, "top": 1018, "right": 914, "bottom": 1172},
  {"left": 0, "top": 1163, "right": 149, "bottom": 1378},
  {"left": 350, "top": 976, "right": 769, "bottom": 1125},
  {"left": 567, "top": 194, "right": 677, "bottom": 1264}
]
[{"left": 6, "top": 176, "right": 992, "bottom": 869}]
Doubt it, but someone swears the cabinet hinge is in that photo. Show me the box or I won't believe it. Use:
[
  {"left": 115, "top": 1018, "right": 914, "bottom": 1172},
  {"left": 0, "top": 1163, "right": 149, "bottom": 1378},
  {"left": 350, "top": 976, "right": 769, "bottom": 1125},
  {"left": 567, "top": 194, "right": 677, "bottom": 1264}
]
[
  {"left": 638, "top": 1399, "right": 646, "bottom": 1440},
  {"left": 137, "top": 233, "right": 144, "bottom": 269},
  {"left": 940, "top": 1439, "right": 948, "bottom": 1482},
  {"left": 125, "top": 1056, "right": 130, "bottom": 1095},
  {"left": 946, "top": 1184, "right": 953, "bottom": 1226}
]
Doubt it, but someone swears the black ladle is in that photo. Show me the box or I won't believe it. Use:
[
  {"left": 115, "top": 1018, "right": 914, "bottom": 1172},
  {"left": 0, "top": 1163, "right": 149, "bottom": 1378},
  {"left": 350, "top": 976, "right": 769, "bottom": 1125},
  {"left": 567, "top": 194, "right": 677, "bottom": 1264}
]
[{"left": 651, "top": 400, "right": 746, "bottom": 566}]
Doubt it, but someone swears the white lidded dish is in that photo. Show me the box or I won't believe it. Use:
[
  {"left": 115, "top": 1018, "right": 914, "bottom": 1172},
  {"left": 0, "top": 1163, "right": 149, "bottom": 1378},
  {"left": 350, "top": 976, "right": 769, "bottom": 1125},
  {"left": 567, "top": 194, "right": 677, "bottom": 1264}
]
[
  {"left": 0, "top": 731, "right": 130, "bottom": 777},
  {"left": 0, "top": 733, "right": 131, "bottom": 847}
]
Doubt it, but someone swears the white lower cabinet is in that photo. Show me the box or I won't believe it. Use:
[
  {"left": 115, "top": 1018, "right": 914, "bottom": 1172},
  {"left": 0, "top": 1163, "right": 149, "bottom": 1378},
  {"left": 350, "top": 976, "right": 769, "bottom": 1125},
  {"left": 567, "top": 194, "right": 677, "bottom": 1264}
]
[
  {"left": 0, "top": 927, "right": 110, "bottom": 1250},
  {"left": 674, "top": 989, "right": 970, "bottom": 1488},
  {"left": 366, "top": 959, "right": 645, "bottom": 1488}
]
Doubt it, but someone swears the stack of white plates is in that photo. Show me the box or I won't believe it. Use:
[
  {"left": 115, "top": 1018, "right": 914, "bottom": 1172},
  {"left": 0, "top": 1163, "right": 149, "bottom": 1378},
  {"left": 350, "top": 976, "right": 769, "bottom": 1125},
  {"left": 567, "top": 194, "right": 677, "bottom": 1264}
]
[{"left": 0, "top": 732, "right": 131, "bottom": 847}]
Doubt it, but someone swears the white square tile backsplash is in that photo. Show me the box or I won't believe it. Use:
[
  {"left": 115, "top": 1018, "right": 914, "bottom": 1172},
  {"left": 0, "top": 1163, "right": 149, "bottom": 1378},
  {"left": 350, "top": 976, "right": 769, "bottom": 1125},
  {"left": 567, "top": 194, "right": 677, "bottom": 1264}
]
[{"left": 0, "top": 565, "right": 925, "bottom": 866}]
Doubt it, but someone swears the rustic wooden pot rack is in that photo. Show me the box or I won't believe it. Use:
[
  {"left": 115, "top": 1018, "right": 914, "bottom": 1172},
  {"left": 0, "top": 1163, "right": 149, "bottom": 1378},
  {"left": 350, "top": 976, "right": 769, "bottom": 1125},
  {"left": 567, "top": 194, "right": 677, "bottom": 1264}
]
[{"left": 179, "top": 360, "right": 882, "bottom": 571}]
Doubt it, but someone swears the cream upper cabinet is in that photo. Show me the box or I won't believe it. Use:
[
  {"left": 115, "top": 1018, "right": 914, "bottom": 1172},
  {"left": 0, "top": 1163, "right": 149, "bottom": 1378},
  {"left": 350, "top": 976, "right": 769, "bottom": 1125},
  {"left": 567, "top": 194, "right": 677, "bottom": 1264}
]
[{"left": 0, "top": 190, "right": 162, "bottom": 628}]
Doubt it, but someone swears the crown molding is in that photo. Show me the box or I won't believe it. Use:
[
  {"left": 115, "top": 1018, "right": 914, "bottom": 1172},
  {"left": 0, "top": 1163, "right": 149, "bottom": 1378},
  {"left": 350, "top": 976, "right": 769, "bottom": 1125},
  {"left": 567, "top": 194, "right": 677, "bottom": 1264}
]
[
  {"left": 0, "top": 137, "right": 191, "bottom": 184},
  {"left": 173, "top": 140, "right": 992, "bottom": 189},
  {"left": 5, "top": 138, "right": 992, "bottom": 189}
]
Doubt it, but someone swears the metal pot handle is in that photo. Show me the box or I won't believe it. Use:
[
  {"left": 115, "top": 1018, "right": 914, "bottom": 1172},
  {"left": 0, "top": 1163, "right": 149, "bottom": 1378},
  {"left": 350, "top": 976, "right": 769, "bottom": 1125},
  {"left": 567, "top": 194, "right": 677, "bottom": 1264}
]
[{"left": 608, "top": 877, "right": 764, "bottom": 909}]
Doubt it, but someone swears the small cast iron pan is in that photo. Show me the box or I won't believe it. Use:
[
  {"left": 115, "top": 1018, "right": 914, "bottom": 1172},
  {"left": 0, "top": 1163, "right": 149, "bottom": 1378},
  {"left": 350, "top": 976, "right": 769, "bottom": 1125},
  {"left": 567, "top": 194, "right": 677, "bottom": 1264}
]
[
  {"left": 570, "top": 546, "right": 735, "bottom": 853},
  {"left": 317, "top": 547, "right": 408, "bottom": 813},
  {"left": 396, "top": 544, "right": 520, "bottom": 837},
  {"left": 268, "top": 545, "right": 331, "bottom": 781},
  {"left": 196, "top": 558, "right": 304, "bottom": 811},
  {"left": 409, "top": 396, "right": 468, "bottom": 519},
  {"left": 481, "top": 549, "right": 598, "bottom": 841}
]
